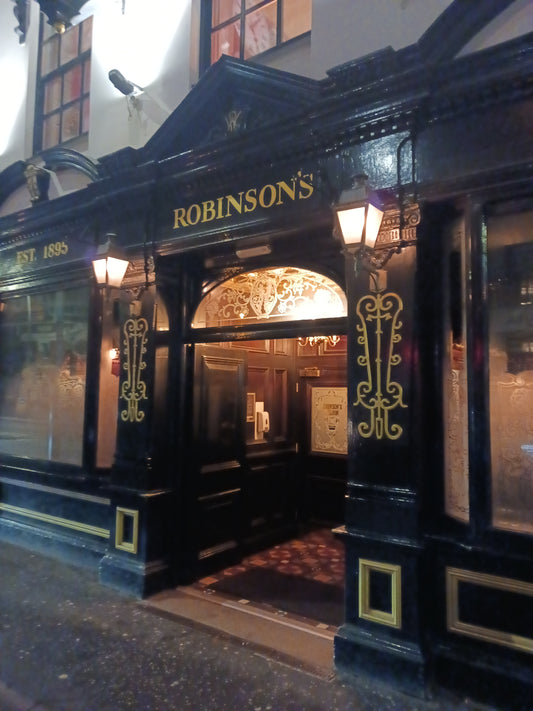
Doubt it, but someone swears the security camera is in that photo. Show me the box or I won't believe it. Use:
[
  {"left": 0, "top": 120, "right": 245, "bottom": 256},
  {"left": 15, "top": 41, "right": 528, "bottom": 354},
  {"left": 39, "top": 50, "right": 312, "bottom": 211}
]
[{"left": 108, "top": 69, "right": 135, "bottom": 96}]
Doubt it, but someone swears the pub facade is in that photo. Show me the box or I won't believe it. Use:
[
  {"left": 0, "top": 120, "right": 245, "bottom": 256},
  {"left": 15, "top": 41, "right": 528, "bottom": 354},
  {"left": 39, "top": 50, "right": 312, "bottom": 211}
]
[{"left": 1, "top": 2, "right": 533, "bottom": 706}]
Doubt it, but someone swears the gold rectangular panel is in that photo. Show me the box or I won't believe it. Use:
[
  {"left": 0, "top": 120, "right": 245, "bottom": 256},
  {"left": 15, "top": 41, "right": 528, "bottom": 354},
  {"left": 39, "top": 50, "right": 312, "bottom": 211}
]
[
  {"left": 115, "top": 507, "right": 139, "bottom": 554},
  {"left": 446, "top": 567, "right": 533, "bottom": 653},
  {"left": 359, "top": 558, "right": 402, "bottom": 629}
]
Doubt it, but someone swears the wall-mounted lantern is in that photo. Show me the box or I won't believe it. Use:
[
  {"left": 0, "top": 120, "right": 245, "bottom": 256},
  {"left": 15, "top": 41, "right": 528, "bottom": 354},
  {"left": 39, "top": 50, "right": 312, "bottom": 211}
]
[
  {"left": 92, "top": 234, "right": 129, "bottom": 290},
  {"left": 334, "top": 174, "right": 384, "bottom": 254}
]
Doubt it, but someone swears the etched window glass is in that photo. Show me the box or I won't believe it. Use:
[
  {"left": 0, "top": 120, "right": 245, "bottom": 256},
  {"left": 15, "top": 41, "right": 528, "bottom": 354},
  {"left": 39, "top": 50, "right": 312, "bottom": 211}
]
[
  {"left": 0, "top": 288, "right": 89, "bottom": 466},
  {"left": 487, "top": 210, "right": 533, "bottom": 534},
  {"left": 192, "top": 267, "right": 346, "bottom": 328},
  {"left": 444, "top": 218, "right": 469, "bottom": 522}
]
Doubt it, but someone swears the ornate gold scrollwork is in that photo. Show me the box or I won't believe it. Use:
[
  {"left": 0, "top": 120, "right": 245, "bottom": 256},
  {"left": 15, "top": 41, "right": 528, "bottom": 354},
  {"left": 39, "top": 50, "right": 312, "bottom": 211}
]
[
  {"left": 354, "top": 290, "right": 406, "bottom": 439},
  {"left": 120, "top": 316, "right": 148, "bottom": 423}
]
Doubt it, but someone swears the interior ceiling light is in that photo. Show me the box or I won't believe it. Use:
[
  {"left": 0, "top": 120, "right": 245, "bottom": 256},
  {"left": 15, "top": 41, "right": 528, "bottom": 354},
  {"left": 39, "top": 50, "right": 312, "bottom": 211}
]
[{"left": 298, "top": 336, "right": 341, "bottom": 348}]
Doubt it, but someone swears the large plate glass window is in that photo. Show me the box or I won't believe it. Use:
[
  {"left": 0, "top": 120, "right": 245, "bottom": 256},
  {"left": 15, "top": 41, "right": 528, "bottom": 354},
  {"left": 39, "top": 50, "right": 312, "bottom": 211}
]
[
  {"left": 487, "top": 209, "right": 533, "bottom": 534},
  {"left": 0, "top": 288, "right": 90, "bottom": 466}
]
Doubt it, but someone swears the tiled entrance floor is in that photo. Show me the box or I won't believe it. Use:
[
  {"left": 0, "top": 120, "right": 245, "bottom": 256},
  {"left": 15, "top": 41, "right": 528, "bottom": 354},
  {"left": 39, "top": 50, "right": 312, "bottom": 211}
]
[{"left": 193, "top": 527, "right": 345, "bottom": 629}]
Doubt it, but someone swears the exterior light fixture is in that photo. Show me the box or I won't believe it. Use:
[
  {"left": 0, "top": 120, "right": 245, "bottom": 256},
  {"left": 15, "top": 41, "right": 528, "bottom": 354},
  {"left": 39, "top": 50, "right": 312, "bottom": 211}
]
[
  {"left": 334, "top": 175, "right": 392, "bottom": 286},
  {"left": 92, "top": 234, "right": 129, "bottom": 289},
  {"left": 334, "top": 174, "right": 384, "bottom": 253},
  {"left": 36, "top": 0, "right": 89, "bottom": 33}
]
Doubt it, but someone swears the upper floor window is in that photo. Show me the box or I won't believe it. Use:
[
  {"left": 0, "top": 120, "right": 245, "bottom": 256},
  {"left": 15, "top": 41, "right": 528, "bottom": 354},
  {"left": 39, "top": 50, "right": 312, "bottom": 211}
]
[
  {"left": 35, "top": 16, "right": 92, "bottom": 153},
  {"left": 201, "top": 0, "right": 311, "bottom": 70}
]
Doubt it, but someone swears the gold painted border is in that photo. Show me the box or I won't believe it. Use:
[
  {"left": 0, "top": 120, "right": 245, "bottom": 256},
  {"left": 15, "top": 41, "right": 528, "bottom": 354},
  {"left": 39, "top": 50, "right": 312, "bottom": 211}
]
[
  {"left": 359, "top": 559, "right": 402, "bottom": 629},
  {"left": 0, "top": 476, "right": 110, "bottom": 505},
  {"left": 446, "top": 567, "right": 533, "bottom": 653},
  {"left": 0, "top": 502, "right": 109, "bottom": 538},
  {"left": 115, "top": 507, "right": 139, "bottom": 554}
]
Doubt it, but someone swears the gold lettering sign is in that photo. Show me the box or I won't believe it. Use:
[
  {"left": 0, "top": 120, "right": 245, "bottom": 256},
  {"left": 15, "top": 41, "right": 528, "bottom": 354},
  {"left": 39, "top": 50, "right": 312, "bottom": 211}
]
[
  {"left": 16, "top": 240, "right": 69, "bottom": 266},
  {"left": 173, "top": 172, "right": 314, "bottom": 230}
]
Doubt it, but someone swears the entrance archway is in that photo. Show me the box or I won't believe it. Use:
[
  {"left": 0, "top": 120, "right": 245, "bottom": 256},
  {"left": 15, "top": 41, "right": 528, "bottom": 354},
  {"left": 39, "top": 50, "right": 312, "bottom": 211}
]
[{"left": 185, "top": 267, "right": 348, "bottom": 631}]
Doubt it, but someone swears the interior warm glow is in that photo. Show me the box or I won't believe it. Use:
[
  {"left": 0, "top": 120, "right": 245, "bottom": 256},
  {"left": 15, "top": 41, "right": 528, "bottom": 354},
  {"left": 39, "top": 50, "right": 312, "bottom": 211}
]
[
  {"left": 92, "top": 255, "right": 128, "bottom": 287},
  {"left": 365, "top": 202, "right": 385, "bottom": 249},
  {"left": 336, "top": 202, "right": 384, "bottom": 249},
  {"left": 192, "top": 267, "right": 346, "bottom": 328},
  {"left": 92, "top": 257, "right": 107, "bottom": 284},
  {"left": 0, "top": 56, "right": 27, "bottom": 156},
  {"left": 106, "top": 256, "right": 129, "bottom": 288},
  {"left": 336, "top": 205, "right": 366, "bottom": 245}
]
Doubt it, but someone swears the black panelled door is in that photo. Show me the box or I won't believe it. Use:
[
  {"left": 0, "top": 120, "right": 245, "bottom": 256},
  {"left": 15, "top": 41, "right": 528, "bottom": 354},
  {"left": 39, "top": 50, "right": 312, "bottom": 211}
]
[{"left": 193, "top": 345, "right": 247, "bottom": 568}]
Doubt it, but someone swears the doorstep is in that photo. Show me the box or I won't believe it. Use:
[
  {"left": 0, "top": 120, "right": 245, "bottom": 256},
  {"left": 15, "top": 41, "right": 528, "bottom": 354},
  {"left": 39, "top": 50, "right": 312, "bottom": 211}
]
[{"left": 142, "top": 586, "right": 336, "bottom": 679}]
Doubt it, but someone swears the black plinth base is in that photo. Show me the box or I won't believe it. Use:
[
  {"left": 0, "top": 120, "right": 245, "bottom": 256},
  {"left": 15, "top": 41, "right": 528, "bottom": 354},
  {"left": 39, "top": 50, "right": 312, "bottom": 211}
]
[
  {"left": 99, "top": 552, "right": 170, "bottom": 598},
  {"left": 334, "top": 623, "right": 428, "bottom": 699}
]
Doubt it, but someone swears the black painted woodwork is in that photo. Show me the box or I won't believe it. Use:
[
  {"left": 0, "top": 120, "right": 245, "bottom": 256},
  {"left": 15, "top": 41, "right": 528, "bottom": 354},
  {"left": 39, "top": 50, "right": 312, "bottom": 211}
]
[{"left": 2, "top": 3, "right": 533, "bottom": 704}]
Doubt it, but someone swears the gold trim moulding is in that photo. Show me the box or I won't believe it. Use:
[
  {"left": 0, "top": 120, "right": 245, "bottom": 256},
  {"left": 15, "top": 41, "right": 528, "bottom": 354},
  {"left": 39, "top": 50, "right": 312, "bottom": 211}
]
[
  {"left": 115, "top": 507, "right": 139, "bottom": 554},
  {"left": 446, "top": 567, "right": 533, "bottom": 654},
  {"left": 359, "top": 558, "right": 402, "bottom": 629},
  {"left": 0, "top": 502, "right": 110, "bottom": 539},
  {"left": 0, "top": 475, "right": 111, "bottom": 505}
]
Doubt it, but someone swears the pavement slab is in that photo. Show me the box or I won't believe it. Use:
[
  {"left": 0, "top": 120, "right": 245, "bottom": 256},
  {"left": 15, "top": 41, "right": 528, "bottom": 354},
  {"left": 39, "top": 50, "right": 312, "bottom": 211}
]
[{"left": 0, "top": 540, "right": 498, "bottom": 711}]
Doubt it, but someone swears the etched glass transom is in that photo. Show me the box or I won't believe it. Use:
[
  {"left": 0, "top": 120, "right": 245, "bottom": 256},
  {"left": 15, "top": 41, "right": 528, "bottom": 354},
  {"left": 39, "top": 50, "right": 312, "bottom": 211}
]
[{"left": 192, "top": 267, "right": 346, "bottom": 328}]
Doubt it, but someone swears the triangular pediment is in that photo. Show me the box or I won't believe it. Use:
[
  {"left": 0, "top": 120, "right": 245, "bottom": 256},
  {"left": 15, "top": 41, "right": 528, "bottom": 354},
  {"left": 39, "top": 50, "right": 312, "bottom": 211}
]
[{"left": 139, "top": 55, "right": 320, "bottom": 164}]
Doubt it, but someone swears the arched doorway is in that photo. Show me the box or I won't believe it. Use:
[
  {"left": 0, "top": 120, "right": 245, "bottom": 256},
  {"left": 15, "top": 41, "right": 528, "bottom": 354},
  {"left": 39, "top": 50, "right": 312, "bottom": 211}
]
[{"left": 184, "top": 267, "right": 348, "bottom": 631}]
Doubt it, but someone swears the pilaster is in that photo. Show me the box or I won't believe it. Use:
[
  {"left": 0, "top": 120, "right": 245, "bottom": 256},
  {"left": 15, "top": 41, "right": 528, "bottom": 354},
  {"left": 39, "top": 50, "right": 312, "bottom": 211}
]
[
  {"left": 99, "top": 285, "right": 172, "bottom": 597},
  {"left": 335, "top": 232, "right": 428, "bottom": 696}
]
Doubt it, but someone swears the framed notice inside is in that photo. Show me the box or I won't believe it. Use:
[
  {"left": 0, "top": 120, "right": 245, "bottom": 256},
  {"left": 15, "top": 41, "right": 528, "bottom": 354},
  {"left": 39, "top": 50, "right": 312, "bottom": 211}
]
[
  {"left": 311, "top": 387, "right": 347, "bottom": 455},
  {"left": 246, "top": 393, "right": 256, "bottom": 422}
]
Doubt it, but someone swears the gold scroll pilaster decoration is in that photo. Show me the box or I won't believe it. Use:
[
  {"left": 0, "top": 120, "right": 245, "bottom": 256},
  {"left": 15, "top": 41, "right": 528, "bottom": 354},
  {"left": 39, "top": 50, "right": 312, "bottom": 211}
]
[
  {"left": 354, "top": 289, "right": 406, "bottom": 439},
  {"left": 120, "top": 315, "right": 148, "bottom": 423}
]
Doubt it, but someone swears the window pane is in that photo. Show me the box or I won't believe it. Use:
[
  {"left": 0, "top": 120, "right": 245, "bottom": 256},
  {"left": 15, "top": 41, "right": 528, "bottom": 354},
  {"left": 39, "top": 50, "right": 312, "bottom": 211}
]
[
  {"left": 82, "top": 97, "right": 90, "bottom": 133},
  {"left": 63, "top": 64, "right": 82, "bottom": 103},
  {"left": 245, "top": 0, "right": 263, "bottom": 8},
  {"left": 282, "top": 0, "right": 311, "bottom": 41},
  {"left": 0, "top": 289, "right": 89, "bottom": 466},
  {"left": 42, "top": 113, "right": 60, "bottom": 149},
  {"left": 488, "top": 211, "right": 533, "bottom": 534},
  {"left": 37, "top": 15, "right": 92, "bottom": 150},
  {"left": 61, "top": 103, "right": 81, "bottom": 142},
  {"left": 43, "top": 76, "right": 62, "bottom": 113},
  {"left": 444, "top": 221, "right": 469, "bottom": 522},
  {"left": 211, "top": 21, "right": 240, "bottom": 62},
  {"left": 212, "top": 0, "right": 241, "bottom": 26},
  {"left": 60, "top": 25, "right": 79, "bottom": 66},
  {"left": 41, "top": 36, "right": 59, "bottom": 75},
  {"left": 192, "top": 267, "right": 346, "bottom": 328},
  {"left": 244, "top": 2, "right": 277, "bottom": 59},
  {"left": 80, "top": 15, "right": 93, "bottom": 53},
  {"left": 83, "top": 58, "right": 91, "bottom": 93}
]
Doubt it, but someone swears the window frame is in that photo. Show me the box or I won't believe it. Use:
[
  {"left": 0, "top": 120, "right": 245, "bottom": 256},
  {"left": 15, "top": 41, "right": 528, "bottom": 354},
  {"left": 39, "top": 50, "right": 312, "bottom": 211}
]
[
  {"left": 424, "top": 193, "right": 533, "bottom": 554},
  {"left": 199, "top": 0, "right": 311, "bottom": 73},
  {"left": 34, "top": 14, "right": 92, "bottom": 154}
]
